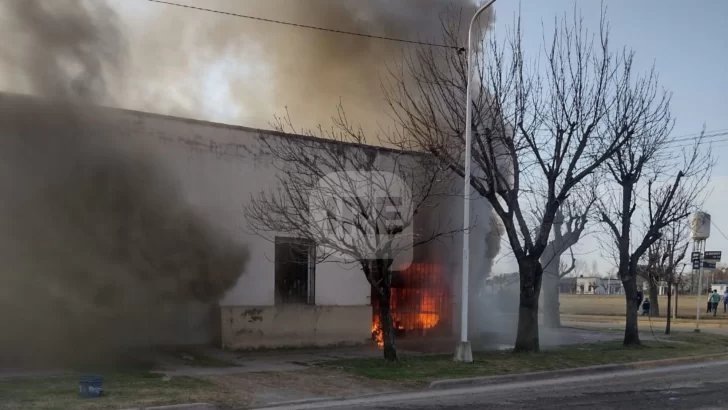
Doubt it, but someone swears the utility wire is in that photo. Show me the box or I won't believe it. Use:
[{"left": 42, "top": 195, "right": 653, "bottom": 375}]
[
  {"left": 146, "top": 0, "right": 728, "bottom": 149},
  {"left": 666, "top": 135, "right": 728, "bottom": 150},
  {"left": 147, "top": 0, "right": 462, "bottom": 51},
  {"left": 665, "top": 130, "right": 728, "bottom": 147},
  {"left": 667, "top": 128, "right": 728, "bottom": 144},
  {"left": 711, "top": 219, "right": 728, "bottom": 243},
  {"left": 667, "top": 135, "right": 728, "bottom": 150}
]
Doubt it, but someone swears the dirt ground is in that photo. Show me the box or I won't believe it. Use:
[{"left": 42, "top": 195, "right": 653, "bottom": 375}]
[
  {"left": 202, "top": 368, "right": 418, "bottom": 408},
  {"left": 560, "top": 294, "right": 727, "bottom": 318}
]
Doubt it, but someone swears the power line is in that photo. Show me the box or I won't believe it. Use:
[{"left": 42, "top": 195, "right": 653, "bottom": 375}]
[
  {"left": 147, "top": 0, "right": 461, "bottom": 51},
  {"left": 665, "top": 130, "right": 728, "bottom": 147},
  {"left": 529, "top": 127, "right": 728, "bottom": 147},
  {"left": 711, "top": 219, "right": 728, "bottom": 243},
  {"left": 666, "top": 134, "right": 728, "bottom": 150},
  {"left": 667, "top": 128, "right": 728, "bottom": 144}
]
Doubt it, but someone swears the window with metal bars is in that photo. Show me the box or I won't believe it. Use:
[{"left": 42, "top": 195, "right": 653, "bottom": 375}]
[{"left": 274, "top": 237, "right": 316, "bottom": 305}]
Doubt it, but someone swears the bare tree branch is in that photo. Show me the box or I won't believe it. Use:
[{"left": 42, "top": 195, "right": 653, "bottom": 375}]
[{"left": 383, "top": 7, "right": 633, "bottom": 352}]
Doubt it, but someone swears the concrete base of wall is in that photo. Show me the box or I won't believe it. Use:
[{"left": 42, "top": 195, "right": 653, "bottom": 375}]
[{"left": 221, "top": 305, "right": 371, "bottom": 349}]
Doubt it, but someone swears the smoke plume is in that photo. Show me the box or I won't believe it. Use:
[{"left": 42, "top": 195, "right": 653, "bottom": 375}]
[
  {"left": 2, "top": 0, "right": 486, "bottom": 131},
  {"left": 470, "top": 211, "right": 508, "bottom": 339},
  {"left": 0, "top": 0, "right": 248, "bottom": 367}
]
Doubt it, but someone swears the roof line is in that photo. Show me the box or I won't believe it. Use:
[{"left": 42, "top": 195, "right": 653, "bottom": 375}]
[{"left": 0, "top": 92, "right": 424, "bottom": 157}]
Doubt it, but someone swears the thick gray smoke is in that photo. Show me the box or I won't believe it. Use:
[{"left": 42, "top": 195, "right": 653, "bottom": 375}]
[
  {"left": 0, "top": 0, "right": 499, "bottom": 362},
  {"left": 226, "top": 0, "right": 484, "bottom": 130},
  {"left": 469, "top": 212, "right": 508, "bottom": 340},
  {"left": 0, "top": 0, "right": 248, "bottom": 367},
  {"left": 1, "top": 0, "right": 485, "bottom": 131}
]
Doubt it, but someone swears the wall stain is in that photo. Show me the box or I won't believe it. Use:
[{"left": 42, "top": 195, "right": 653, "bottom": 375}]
[{"left": 242, "top": 308, "right": 264, "bottom": 323}]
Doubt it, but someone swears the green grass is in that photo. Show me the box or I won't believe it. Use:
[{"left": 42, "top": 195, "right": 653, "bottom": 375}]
[
  {"left": 6, "top": 333, "right": 728, "bottom": 409},
  {"left": 318, "top": 333, "right": 728, "bottom": 383},
  {"left": 0, "top": 369, "right": 227, "bottom": 410},
  {"left": 668, "top": 331, "right": 728, "bottom": 347}
]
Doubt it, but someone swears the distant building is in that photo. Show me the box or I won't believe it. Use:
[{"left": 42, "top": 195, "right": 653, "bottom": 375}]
[
  {"left": 576, "top": 276, "right": 623, "bottom": 295},
  {"left": 640, "top": 280, "right": 668, "bottom": 296},
  {"left": 709, "top": 280, "right": 728, "bottom": 294}
]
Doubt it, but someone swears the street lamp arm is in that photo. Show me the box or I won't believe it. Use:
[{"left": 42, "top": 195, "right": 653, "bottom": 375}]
[{"left": 469, "top": 0, "right": 497, "bottom": 45}]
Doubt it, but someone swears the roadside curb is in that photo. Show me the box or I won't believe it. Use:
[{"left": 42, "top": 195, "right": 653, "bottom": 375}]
[
  {"left": 428, "top": 352, "right": 728, "bottom": 389},
  {"left": 250, "top": 392, "right": 405, "bottom": 410},
  {"left": 120, "top": 403, "right": 216, "bottom": 410}
]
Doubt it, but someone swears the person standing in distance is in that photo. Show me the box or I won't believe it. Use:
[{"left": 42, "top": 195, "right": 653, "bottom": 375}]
[{"left": 710, "top": 290, "right": 721, "bottom": 317}]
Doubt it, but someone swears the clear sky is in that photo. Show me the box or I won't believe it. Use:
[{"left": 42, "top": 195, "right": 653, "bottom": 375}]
[{"left": 490, "top": 0, "right": 728, "bottom": 274}]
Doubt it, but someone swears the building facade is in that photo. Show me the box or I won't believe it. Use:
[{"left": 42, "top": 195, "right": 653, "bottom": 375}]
[
  {"left": 576, "top": 276, "right": 623, "bottom": 295},
  {"left": 5, "top": 94, "right": 496, "bottom": 349}
]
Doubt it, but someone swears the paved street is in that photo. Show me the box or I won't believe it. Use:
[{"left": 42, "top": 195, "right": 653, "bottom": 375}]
[{"left": 260, "top": 360, "right": 728, "bottom": 409}]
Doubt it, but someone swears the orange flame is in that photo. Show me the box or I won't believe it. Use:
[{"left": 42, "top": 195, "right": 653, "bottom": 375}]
[
  {"left": 372, "top": 322, "right": 384, "bottom": 347},
  {"left": 371, "top": 283, "right": 443, "bottom": 348}
]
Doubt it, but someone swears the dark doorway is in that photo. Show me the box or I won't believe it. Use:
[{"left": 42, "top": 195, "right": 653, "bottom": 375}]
[{"left": 274, "top": 237, "right": 315, "bottom": 305}]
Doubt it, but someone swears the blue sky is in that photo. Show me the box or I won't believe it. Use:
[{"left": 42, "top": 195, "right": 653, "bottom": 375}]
[{"left": 490, "top": 0, "right": 728, "bottom": 274}]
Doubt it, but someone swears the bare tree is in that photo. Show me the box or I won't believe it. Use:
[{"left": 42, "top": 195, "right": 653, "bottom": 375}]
[
  {"left": 540, "top": 196, "right": 593, "bottom": 327},
  {"left": 641, "top": 240, "right": 665, "bottom": 316},
  {"left": 640, "top": 219, "right": 690, "bottom": 318},
  {"left": 245, "top": 106, "right": 456, "bottom": 361},
  {"left": 661, "top": 221, "right": 690, "bottom": 334},
  {"left": 384, "top": 9, "right": 634, "bottom": 351},
  {"left": 598, "top": 79, "right": 713, "bottom": 348}
]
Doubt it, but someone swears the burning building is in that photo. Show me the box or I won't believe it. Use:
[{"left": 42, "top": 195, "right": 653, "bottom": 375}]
[
  {"left": 0, "top": 0, "right": 500, "bottom": 360},
  {"left": 371, "top": 263, "right": 453, "bottom": 346},
  {"left": 0, "top": 92, "right": 497, "bottom": 352}
]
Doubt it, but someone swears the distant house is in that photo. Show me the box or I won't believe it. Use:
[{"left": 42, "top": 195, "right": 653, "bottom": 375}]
[
  {"left": 484, "top": 272, "right": 519, "bottom": 293},
  {"left": 709, "top": 280, "right": 728, "bottom": 294},
  {"left": 576, "top": 276, "right": 623, "bottom": 295},
  {"left": 640, "top": 280, "right": 668, "bottom": 296}
]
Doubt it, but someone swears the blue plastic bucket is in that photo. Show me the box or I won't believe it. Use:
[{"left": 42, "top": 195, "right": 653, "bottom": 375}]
[{"left": 78, "top": 375, "right": 103, "bottom": 398}]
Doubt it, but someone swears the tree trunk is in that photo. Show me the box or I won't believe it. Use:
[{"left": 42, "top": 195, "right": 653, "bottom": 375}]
[
  {"left": 623, "top": 276, "right": 641, "bottom": 345},
  {"left": 675, "top": 290, "right": 679, "bottom": 319},
  {"left": 665, "top": 280, "right": 672, "bottom": 335},
  {"left": 542, "top": 279, "right": 561, "bottom": 328},
  {"left": 377, "top": 288, "right": 397, "bottom": 362},
  {"left": 648, "top": 277, "right": 660, "bottom": 317},
  {"left": 514, "top": 258, "right": 542, "bottom": 352}
]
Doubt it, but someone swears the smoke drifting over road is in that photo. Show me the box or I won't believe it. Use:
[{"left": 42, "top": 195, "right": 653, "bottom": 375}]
[{"left": 0, "top": 0, "right": 248, "bottom": 366}]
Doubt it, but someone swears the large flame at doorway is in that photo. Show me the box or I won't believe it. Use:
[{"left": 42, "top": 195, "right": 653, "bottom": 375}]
[{"left": 371, "top": 263, "right": 451, "bottom": 347}]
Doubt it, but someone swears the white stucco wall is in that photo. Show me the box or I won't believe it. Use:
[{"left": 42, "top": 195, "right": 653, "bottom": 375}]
[
  {"left": 117, "top": 108, "right": 496, "bottom": 314},
  {"left": 102, "top": 108, "right": 385, "bottom": 308}
]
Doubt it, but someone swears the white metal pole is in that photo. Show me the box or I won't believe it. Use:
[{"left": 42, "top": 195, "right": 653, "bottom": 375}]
[
  {"left": 456, "top": 0, "right": 496, "bottom": 363},
  {"left": 695, "top": 239, "right": 704, "bottom": 332}
]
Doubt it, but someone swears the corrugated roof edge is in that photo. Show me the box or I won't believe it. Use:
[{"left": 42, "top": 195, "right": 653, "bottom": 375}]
[{"left": 0, "top": 92, "right": 429, "bottom": 158}]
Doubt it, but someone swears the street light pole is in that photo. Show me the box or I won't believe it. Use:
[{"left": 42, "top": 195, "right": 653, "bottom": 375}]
[{"left": 455, "top": 0, "right": 497, "bottom": 363}]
